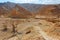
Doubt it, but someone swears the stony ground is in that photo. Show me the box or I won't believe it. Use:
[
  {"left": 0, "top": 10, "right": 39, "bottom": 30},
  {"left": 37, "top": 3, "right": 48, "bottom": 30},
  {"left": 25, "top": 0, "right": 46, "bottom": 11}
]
[{"left": 0, "top": 18, "right": 60, "bottom": 40}]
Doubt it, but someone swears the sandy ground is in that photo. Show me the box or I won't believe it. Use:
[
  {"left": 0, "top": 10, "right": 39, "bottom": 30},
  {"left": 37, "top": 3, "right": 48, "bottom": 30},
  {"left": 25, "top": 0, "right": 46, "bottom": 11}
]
[{"left": 0, "top": 18, "right": 60, "bottom": 40}]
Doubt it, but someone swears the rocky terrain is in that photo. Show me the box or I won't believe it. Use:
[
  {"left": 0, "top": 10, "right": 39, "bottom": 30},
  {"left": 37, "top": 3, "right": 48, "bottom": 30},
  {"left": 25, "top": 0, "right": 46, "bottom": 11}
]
[
  {"left": 0, "top": 2, "right": 60, "bottom": 40},
  {"left": 0, "top": 18, "right": 60, "bottom": 40},
  {"left": 0, "top": 2, "right": 60, "bottom": 18}
]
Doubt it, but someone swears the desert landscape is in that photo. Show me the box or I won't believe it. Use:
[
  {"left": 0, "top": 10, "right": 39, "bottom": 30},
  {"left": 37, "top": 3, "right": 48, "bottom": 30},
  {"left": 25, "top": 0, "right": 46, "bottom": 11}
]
[
  {"left": 0, "top": 2, "right": 60, "bottom": 40},
  {"left": 0, "top": 18, "right": 60, "bottom": 40}
]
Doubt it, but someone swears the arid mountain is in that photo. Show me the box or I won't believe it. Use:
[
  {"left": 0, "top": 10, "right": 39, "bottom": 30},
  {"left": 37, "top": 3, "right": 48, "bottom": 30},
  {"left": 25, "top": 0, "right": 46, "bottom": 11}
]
[
  {"left": 0, "top": 2, "right": 34, "bottom": 18},
  {"left": 18, "top": 4, "right": 43, "bottom": 13},
  {"left": 0, "top": 2, "right": 60, "bottom": 18},
  {"left": 0, "top": 2, "right": 16, "bottom": 17},
  {"left": 10, "top": 4, "right": 33, "bottom": 18},
  {"left": 37, "top": 5, "right": 60, "bottom": 18}
]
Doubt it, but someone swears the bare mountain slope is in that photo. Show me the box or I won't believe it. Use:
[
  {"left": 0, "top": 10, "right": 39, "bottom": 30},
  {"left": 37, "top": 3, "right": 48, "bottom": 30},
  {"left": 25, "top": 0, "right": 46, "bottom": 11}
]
[
  {"left": 37, "top": 5, "right": 60, "bottom": 18},
  {"left": 0, "top": 2, "right": 60, "bottom": 18},
  {"left": 10, "top": 4, "right": 33, "bottom": 18}
]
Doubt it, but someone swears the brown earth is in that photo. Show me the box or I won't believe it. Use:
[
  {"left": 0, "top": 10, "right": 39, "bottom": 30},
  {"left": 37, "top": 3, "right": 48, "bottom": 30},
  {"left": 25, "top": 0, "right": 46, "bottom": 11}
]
[{"left": 0, "top": 18, "right": 60, "bottom": 40}]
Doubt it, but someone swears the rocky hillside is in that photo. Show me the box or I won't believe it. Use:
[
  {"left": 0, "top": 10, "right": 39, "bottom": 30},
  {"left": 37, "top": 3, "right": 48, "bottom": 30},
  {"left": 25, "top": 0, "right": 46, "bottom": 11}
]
[
  {"left": 0, "top": 2, "right": 60, "bottom": 18},
  {"left": 37, "top": 5, "right": 60, "bottom": 18}
]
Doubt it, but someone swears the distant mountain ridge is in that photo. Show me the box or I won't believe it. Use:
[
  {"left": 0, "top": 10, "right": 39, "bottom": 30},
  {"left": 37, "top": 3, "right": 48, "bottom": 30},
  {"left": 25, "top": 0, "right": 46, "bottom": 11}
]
[
  {"left": 0, "top": 2, "right": 43, "bottom": 13},
  {"left": 0, "top": 2, "right": 60, "bottom": 18}
]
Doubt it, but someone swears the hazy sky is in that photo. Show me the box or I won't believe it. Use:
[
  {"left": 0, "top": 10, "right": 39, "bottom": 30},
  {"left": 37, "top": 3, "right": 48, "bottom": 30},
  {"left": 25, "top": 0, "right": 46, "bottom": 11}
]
[{"left": 0, "top": 0, "right": 60, "bottom": 4}]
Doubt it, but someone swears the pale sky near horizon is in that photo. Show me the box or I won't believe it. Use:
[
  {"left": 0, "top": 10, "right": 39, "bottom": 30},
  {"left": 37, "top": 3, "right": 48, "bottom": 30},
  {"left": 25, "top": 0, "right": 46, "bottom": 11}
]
[{"left": 0, "top": 0, "right": 60, "bottom": 4}]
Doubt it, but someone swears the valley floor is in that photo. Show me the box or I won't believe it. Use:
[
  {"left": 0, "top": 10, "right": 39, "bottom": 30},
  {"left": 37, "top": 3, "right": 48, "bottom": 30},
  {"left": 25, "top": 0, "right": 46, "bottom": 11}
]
[{"left": 0, "top": 18, "right": 60, "bottom": 40}]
